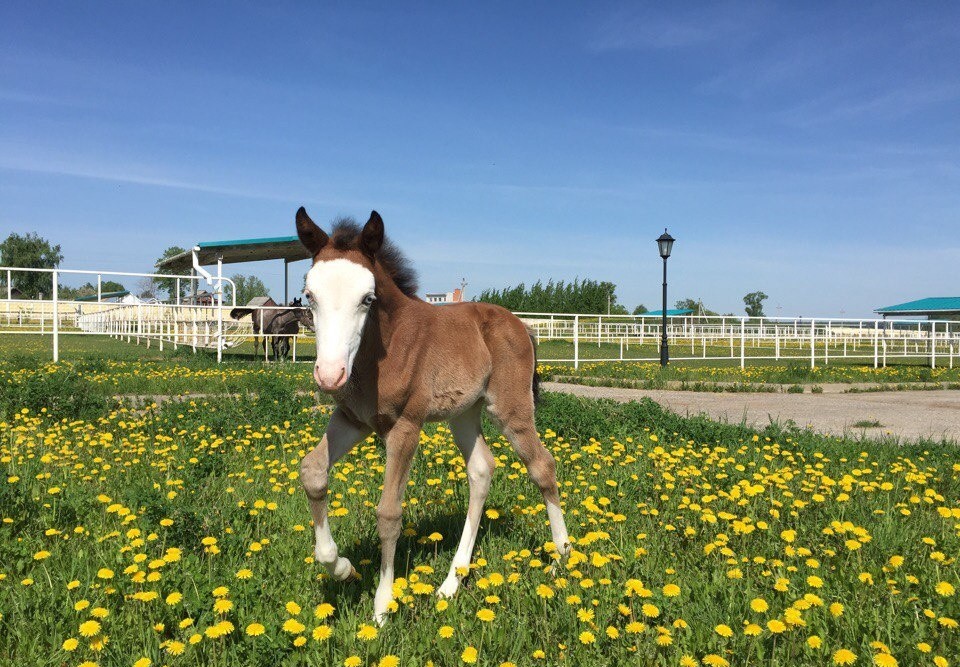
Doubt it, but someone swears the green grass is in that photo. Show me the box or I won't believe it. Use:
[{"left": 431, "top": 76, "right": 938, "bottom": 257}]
[{"left": 1, "top": 352, "right": 959, "bottom": 666}]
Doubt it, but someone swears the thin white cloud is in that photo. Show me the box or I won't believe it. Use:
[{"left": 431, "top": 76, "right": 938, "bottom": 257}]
[
  {"left": 0, "top": 152, "right": 376, "bottom": 210},
  {"left": 587, "top": 4, "right": 760, "bottom": 51}
]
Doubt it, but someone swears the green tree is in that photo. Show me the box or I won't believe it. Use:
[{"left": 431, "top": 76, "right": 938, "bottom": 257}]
[
  {"left": 231, "top": 274, "right": 268, "bottom": 305},
  {"left": 477, "top": 278, "right": 628, "bottom": 314},
  {"left": 743, "top": 291, "right": 768, "bottom": 317},
  {"left": 154, "top": 246, "right": 190, "bottom": 300},
  {"left": 0, "top": 232, "right": 64, "bottom": 298},
  {"left": 632, "top": 304, "right": 649, "bottom": 315},
  {"left": 59, "top": 280, "right": 126, "bottom": 300}
]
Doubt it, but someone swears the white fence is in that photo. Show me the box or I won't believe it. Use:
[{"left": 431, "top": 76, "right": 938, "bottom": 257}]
[
  {"left": 517, "top": 312, "right": 960, "bottom": 370},
  {"left": 2, "top": 265, "right": 958, "bottom": 369}
]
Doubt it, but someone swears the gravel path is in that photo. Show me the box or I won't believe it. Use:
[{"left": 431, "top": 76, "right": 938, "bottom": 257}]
[{"left": 543, "top": 382, "right": 960, "bottom": 442}]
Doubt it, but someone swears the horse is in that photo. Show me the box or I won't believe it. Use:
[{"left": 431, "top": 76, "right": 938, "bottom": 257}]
[
  {"left": 230, "top": 297, "right": 303, "bottom": 361},
  {"left": 295, "top": 207, "right": 571, "bottom": 624}
]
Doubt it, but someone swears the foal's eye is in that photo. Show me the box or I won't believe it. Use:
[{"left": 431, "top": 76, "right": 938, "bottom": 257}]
[{"left": 361, "top": 294, "right": 376, "bottom": 307}]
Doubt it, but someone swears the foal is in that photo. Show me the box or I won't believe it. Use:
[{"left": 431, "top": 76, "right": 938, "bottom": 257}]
[{"left": 295, "top": 208, "right": 571, "bottom": 623}]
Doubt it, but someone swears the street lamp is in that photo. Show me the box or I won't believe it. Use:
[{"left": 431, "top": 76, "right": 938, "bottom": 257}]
[{"left": 656, "top": 229, "right": 675, "bottom": 368}]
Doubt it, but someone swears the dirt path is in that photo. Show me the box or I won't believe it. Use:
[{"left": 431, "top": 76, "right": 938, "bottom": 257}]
[{"left": 543, "top": 382, "right": 960, "bottom": 442}]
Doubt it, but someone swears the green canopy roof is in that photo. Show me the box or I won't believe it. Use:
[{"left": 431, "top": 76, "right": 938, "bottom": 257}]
[
  {"left": 157, "top": 235, "right": 311, "bottom": 272},
  {"left": 875, "top": 297, "right": 960, "bottom": 317}
]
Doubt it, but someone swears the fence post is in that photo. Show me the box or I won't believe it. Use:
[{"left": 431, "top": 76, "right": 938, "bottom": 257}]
[
  {"left": 216, "top": 256, "right": 224, "bottom": 363},
  {"left": 810, "top": 319, "right": 816, "bottom": 369},
  {"left": 931, "top": 321, "right": 936, "bottom": 369},
  {"left": 573, "top": 314, "right": 580, "bottom": 370},
  {"left": 873, "top": 321, "right": 879, "bottom": 368},
  {"left": 740, "top": 317, "right": 745, "bottom": 369},
  {"left": 52, "top": 270, "right": 59, "bottom": 362}
]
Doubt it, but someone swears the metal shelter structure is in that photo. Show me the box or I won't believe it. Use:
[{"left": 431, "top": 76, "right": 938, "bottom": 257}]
[
  {"left": 156, "top": 235, "right": 312, "bottom": 304},
  {"left": 875, "top": 297, "right": 960, "bottom": 320}
]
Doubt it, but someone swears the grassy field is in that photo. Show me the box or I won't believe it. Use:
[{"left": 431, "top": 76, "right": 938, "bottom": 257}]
[
  {"left": 1, "top": 351, "right": 959, "bottom": 666},
  {"left": 4, "top": 333, "right": 958, "bottom": 395}
]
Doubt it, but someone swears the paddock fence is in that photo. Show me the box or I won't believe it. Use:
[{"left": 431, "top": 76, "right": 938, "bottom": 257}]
[{"left": 2, "top": 266, "right": 958, "bottom": 369}]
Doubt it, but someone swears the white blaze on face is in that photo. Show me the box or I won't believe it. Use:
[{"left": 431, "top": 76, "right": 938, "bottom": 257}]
[{"left": 304, "top": 258, "right": 375, "bottom": 391}]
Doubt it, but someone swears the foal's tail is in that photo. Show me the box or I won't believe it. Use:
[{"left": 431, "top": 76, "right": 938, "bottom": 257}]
[
  {"left": 230, "top": 307, "right": 253, "bottom": 320},
  {"left": 529, "top": 331, "right": 541, "bottom": 407}
]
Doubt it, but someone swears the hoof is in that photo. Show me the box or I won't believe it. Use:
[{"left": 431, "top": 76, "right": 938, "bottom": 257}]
[{"left": 436, "top": 576, "right": 460, "bottom": 599}]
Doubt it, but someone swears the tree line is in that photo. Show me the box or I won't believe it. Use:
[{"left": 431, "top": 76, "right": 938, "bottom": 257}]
[
  {"left": 0, "top": 233, "right": 270, "bottom": 304},
  {"left": 477, "top": 279, "right": 639, "bottom": 314}
]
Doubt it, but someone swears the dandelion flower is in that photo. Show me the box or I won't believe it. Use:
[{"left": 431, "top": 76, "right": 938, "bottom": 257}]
[
  {"left": 833, "top": 649, "right": 857, "bottom": 665},
  {"left": 462, "top": 646, "right": 478, "bottom": 664},
  {"left": 356, "top": 624, "right": 377, "bottom": 640},
  {"left": 246, "top": 623, "right": 265, "bottom": 636},
  {"left": 935, "top": 581, "right": 956, "bottom": 597},
  {"left": 79, "top": 620, "right": 101, "bottom": 637}
]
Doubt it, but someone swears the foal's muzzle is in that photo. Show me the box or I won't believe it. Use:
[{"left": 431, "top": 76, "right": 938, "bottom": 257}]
[{"left": 314, "top": 363, "right": 347, "bottom": 392}]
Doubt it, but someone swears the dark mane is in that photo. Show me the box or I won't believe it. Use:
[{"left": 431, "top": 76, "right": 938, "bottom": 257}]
[{"left": 329, "top": 217, "right": 419, "bottom": 298}]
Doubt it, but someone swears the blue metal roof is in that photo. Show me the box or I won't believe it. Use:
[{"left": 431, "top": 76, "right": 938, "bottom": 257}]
[
  {"left": 875, "top": 297, "right": 960, "bottom": 314},
  {"left": 642, "top": 308, "right": 695, "bottom": 317}
]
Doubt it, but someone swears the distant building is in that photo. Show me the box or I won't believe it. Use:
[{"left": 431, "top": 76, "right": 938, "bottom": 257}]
[{"left": 425, "top": 288, "right": 464, "bottom": 305}]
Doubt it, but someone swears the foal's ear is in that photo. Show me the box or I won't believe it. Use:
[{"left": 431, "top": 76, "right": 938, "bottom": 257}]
[
  {"left": 360, "top": 210, "right": 384, "bottom": 257},
  {"left": 295, "top": 206, "right": 328, "bottom": 255}
]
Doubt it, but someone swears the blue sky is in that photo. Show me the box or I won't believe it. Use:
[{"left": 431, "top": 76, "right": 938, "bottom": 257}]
[{"left": 2, "top": 2, "right": 958, "bottom": 316}]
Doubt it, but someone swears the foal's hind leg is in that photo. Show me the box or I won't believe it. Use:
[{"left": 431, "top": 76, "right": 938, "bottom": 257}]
[
  {"left": 438, "top": 402, "right": 495, "bottom": 598},
  {"left": 487, "top": 396, "right": 570, "bottom": 560},
  {"left": 301, "top": 409, "right": 371, "bottom": 581}
]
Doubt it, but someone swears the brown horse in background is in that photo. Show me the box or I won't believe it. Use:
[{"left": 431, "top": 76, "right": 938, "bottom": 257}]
[
  {"left": 230, "top": 297, "right": 304, "bottom": 360},
  {"left": 295, "top": 207, "right": 570, "bottom": 624}
]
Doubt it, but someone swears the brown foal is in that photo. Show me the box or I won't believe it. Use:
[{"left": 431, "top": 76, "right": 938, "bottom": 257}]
[{"left": 295, "top": 207, "right": 570, "bottom": 624}]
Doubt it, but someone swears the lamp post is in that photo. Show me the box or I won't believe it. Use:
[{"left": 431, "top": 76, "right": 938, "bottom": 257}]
[{"left": 656, "top": 229, "right": 675, "bottom": 368}]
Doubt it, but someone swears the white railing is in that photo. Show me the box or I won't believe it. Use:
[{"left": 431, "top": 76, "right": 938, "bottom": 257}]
[
  {"left": 3, "top": 268, "right": 958, "bottom": 371},
  {"left": 516, "top": 312, "right": 960, "bottom": 370},
  {"left": 1, "top": 266, "right": 236, "bottom": 362}
]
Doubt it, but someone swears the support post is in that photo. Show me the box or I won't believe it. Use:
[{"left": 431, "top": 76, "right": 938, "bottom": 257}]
[
  {"left": 931, "top": 321, "right": 936, "bottom": 369},
  {"left": 574, "top": 314, "right": 580, "bottom": 370},
  {"left": 810, "top": 319, "right": 816, "bottom": 369},
  {"left": 740, "top": 317, "right": 745, "bottom": 369},
  {"left": 216, "top": 255, "right": 224, "bottom": 363},
  {"left": 52, "top": 270, "right": 59, "bottom": 362},
  {"left": 97, "top": 274, "right": 102, "bottom": 302}
]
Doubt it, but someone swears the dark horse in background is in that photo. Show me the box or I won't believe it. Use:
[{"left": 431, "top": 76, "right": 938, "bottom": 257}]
[{"left": 230, "top": 297, "right": 307, "bottom": 361}]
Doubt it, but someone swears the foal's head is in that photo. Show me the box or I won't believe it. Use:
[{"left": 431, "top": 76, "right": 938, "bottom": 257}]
[{"left": 296, "top": 207, "right": 419, "bottom": 392}]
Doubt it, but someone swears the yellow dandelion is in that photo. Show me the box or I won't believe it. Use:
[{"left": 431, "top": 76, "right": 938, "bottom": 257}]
[
  {"left": 79, "top": 620, "right": 101, "bottom": 637},
  {"left": 356, "top": 624, "right": 377, "bottom": 640},
  {"left": 833, "top": 649, "right": 857, "bottom": 665}
]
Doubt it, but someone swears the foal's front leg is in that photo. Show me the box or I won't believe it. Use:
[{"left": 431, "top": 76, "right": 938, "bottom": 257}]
[
  {"left": 373, "top": 419, "right": 420, "bottom": 625},
  {"left": 301, "top": 409, "right": 371, "bottom": 581}
]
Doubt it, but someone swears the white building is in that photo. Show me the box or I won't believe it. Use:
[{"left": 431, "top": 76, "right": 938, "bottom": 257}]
[{"left": 425, "top": 288, "right": 464, "bottom": 305}]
